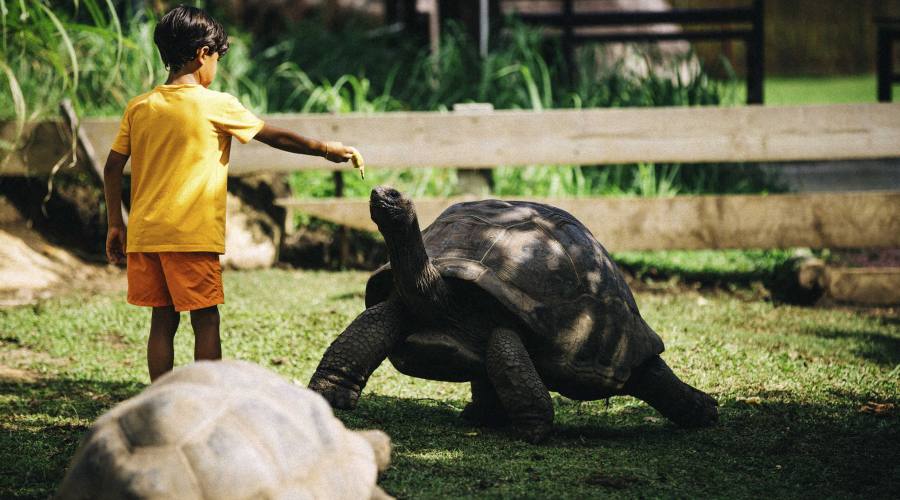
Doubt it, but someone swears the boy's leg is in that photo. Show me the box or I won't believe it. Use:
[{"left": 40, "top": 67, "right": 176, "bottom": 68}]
[
  {"left": 148, "top": 305, "right": 180, "bottom": 381},
  {"left": 157, "top": 252, "right": 224, "bottom": 362},
  {"left": 190, "top": 305, "right": 221, "bottom": 361}
]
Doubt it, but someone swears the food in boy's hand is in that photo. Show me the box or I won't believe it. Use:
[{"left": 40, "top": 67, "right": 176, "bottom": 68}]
[{"left": 351, "top": 150, "right": 366, "bottom": 179}]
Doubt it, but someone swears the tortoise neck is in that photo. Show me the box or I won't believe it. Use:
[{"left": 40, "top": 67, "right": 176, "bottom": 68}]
[{"left": 384, "top": 216, "right": 449, "bottom": 313}]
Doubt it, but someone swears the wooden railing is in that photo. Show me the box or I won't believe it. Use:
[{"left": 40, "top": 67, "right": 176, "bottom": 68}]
[{"left": 4, "top": 103, "right": 900, "bottom": 251}]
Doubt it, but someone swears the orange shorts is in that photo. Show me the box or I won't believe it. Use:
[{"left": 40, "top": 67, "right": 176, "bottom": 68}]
[{"left": 127, "top": 252, "right": 224, "bottom": 312}]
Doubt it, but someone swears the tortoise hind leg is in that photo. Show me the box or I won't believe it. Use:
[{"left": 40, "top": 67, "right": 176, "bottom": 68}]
[
  {"left": 486, "top": 327, "right": 554, "bottom": 443},
  {"left": 622, "top": 355, "right": 718, "bottom": 427},
  {"left": 460, "top": 379, "right": 510, "bottom": 427}
]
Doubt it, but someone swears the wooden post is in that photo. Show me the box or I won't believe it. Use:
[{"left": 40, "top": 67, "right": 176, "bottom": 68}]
[
  {"left": 333, "top": 170, "right": 350, "bottom": 268},
  {"left": 59, "top": 99, "right": 129, "bottom": 225},
  {"left": 452, "top": 102, "right": 495, "bottom": 195},
  {"left": 479, "top": 0, "right": 489, "bottom": 57},
  {"left": 877, "top": 28, "right": 893, "bottom": 103},
  {"left": 746, "top": 0, "right": 765, "bottom": 104},
  {"left": 562, "top": 0, "right": 575, "bottom": 84},
  {"left": 385, "top": 0, "right": 397, "bottom": 25},
  {"left": 427, "top": 0, "right": 441, "bottom": 57}
]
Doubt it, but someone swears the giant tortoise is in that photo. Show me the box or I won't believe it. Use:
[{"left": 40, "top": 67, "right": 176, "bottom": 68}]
[
  {"left": 309, "top": 187, "right": 718, "bottom": 443},
  {"left": 57, "top": 360, "right": 392, "bottom": 499}
]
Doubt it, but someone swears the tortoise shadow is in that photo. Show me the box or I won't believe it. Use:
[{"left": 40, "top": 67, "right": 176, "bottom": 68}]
[
  {"left": 803, "top": 326, "right": 900, "bottom": 366},
  {"left": 3, "top": 377, "right": 898, "bottom": 499},
  {"left": 344, "top": 393, "right": 899, "bottom": 498}
]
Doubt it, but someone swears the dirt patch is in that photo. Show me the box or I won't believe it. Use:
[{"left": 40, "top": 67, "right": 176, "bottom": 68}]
[
  {"left": 0, "top": 364, "right": 39, "bottom": 383},
  {"left": 0, "top": 199, "right": 125, "bottom": 307},
  {"left": 0, "top": 338, "right": 69, "bottom": 382}
]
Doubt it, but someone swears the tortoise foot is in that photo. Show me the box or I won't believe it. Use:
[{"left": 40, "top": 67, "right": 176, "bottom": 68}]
[
  {"left": 624, "top": 355, "right": 718, "bottom": 429},
  {"left": 460, "top": 402, "right": 510, "bottom": 427},
  {"left": 308, "top": 372, "right": 360, "bottom": 410},
  {"left": 670, "top": 386, "right": 718, "bottom": 428},
  {"left": 514, "top": 420, "right": 552, "bottom": 444}
]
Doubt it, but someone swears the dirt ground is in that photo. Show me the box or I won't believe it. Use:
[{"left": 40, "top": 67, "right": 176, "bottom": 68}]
[{"left": 0, "top": 197, "right": 124, "bottom": 308}]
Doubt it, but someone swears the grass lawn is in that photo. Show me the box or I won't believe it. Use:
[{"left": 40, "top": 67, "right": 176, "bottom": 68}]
[
  {"left": 1, "top": 269, "right": 898, "bottom": 499},
  {"left": 733, "top": 74, "right": 900, "bottom": 105}
]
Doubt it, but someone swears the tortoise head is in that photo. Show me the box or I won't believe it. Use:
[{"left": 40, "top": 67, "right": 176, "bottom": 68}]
[{"left": 370, "top": 186, "right": 417, "bottom": 234}]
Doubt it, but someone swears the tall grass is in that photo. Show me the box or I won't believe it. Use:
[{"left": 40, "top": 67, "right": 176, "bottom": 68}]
[{"left": 2, "top": 4, "right": 773, "bottom": 198}]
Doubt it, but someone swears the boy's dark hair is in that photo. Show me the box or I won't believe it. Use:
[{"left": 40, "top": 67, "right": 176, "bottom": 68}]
[{"left": 154, "top": 5, "right": 228, "bottom": 72}]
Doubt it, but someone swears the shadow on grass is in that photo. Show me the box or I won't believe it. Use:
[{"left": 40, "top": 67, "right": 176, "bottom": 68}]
[
  {"left": 806, "top": 326, "right": 900, "bottom": 366},
  {"left": 0, "top": 378, "right": 143, "bottom": 499},
  {"left": 3, "top": 380, "right": 898, "bottom": 499},
  {"left": 341, "top": 393, "right": 900, "bottom": 498}
]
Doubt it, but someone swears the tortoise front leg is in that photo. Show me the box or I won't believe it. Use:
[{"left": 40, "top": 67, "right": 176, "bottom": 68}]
[
  {"left": 622, "top": 355, "right": 718, "bottom": 428},
  {"left": 460, "top": 379, "right": 510, "bottom": 427},
  {"left": 309, "top": 297, "right": 406, "bottom": 410},
  {"left": 486, "top": 328, "right": 554, "bottom": 443}
]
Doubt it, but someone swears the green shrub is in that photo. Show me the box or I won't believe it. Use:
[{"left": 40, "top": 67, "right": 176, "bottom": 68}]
[{"left": 2, "top": 4, "right": 774, "bottom": 197}]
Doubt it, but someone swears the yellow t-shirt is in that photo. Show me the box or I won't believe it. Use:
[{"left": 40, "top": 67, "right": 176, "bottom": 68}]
[{"left": 110, "top": 84, "right": 264, "bottom": 254}]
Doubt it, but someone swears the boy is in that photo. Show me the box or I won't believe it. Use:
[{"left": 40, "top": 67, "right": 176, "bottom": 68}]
[{"left": 103, "top": 5, "right": 360, "bottom": 381}]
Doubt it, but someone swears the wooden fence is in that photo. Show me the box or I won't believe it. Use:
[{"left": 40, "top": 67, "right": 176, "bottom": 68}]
[{"left": 3, "top": 103, "right": 900, "bottom": 251}]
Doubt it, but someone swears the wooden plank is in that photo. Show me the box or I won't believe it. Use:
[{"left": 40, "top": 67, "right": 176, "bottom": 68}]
[
  {"left": 826, "top": 267, "right": 900, "bottom": 305},
  {"left": 8, "top": 103, "right": 900, "bottom": 175},
  {"left": 276, "top": 191, "right": 900, "bottom": 251},
  {"left": 0, "top": 121, "right": 71, "bottom": 176},
  {"left": 89, "top": 103, "right": 900, "bottom": 174},
  {"left": 59, "top": 100, "right": 128, "bottom": 224},
  {"left": 10, "top": 103, "right": 900, "bottom": 175}
]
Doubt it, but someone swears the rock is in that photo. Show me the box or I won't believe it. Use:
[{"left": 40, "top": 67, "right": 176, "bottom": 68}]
[
  {"left": 767, "top": 254, "right": 826, "bottom": 305},
  {"left": 222, "top": 193, "right": 280, "bottom": 270},
  {"left": 0, "top": 198, "right": 102, "bottom": 306}
]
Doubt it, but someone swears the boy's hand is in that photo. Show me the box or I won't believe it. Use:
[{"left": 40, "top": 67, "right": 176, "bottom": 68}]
[
  {"left": 323, "top": 141, "right": 358, "bottom": 163},
  {"left": 106, "top": 224, "right": 127, "bottom": 265}
]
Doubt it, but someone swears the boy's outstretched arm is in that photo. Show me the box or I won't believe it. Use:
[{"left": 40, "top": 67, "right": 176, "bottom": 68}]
[
  {"left": 103, "top": 150, "right": 129, "bottom": 264},
  {"left": 254, "top": 124, "right": 358, "bottom": 163}
]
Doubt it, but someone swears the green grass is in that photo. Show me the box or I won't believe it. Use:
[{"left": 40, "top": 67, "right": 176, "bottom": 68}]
[
  {"left": 2, "top": 269, "right": 898, "bottom": 498},
  {"left": 734, "top": 75, "right": 900, "bottom": 105},
  {"left": 613, "top": 249, "right": 796, "bottom": 288}
]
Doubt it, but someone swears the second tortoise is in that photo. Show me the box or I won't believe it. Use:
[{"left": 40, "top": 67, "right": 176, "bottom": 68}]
[{"left": 309, "top": 187, "right": 718, "bottom": 442}]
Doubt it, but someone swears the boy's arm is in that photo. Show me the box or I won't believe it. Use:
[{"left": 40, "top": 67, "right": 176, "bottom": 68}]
[
  {"left": 103, "top": 150, "right": 129, "bottom": 264},
  {"left": 253, "top": 124, "right": 357, "bottom": 163}
]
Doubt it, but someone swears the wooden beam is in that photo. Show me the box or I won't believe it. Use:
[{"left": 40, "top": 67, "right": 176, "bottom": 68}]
[
  {"left": 826, "top": 267, "right": 900, "bottom": 305},
  {"left": 7, "top": 103, "right": 900, "bottom": 176},
  {"left": 94, "top": 103, "right": 900, "bottom": 174},
  {"left": 276, "top": 191, "right": 900, "bottom": 251},
  {"left": 0, "top": 121, "right": 71, "bottom": 176}
]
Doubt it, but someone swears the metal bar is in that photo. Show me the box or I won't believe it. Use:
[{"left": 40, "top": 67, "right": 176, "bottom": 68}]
[
  {"left": 746, "top": 0, "right": 765, "bottom": 104},
  {"left": 572, "top": 30, "right": 752, "bottom": 44},
  {"left": 517, "top": 8, "right": 754, "bottom": 27}
]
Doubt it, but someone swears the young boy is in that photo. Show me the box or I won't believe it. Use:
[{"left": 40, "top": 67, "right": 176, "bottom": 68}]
[{"left": 103, "top": 5, "right": 359, "bottom": 381}]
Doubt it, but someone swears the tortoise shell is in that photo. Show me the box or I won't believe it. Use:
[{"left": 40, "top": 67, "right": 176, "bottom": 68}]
[
  {"left": 366, "top": 200, "right": 665, "bottom": 394},
  {"left": 56, "top": 360, "right": 388, "bottom": 500}
]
